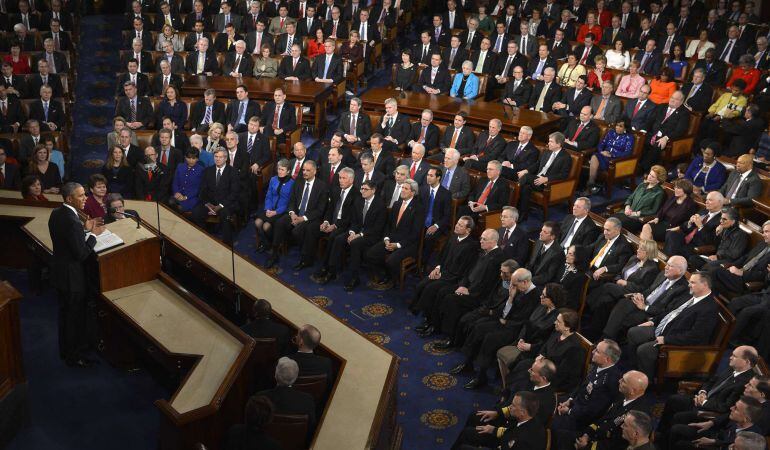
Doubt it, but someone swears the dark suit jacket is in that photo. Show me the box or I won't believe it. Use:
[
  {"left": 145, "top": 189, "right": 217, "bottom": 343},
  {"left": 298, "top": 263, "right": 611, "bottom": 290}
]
[
  {"left": 134, "top": 162, "right": 171, "bottom": 203},
  {"left": 296, "top": 17, "right": 322, "bottom": 37},
  {"left": 559, "top": 214, "right": 601, "bottom": 248},
  {"left": 633, "top": 49, "right": 663, "bottom": 75},
  {"left": 469, "top": 50, "right": 496, "bottom": 73},
  {"left": 245, "top": 31, "right": 275, "bottom": 53},
  {"left": 213, "top": 33, "right": 245, "bottom": 53},
  {"left": 640, "top": 273, "right": 690, "bottom": 319},
  {"left": 322, "top": 19, "right": 349, "bottom": 39},
  {"left": 29, "top": 99, "right": 64, "bottom": 130},
  {"left": 623, "top": 98, "right": 657, "bottom": 131},
  {"left": 406, "top": 122, "right": 439, "bottom": 151},
  {"left": 370, "top": 149, "right": 396, "bottom": 177},
  {"left": 0, "top": 161, "right": 21, "bottom": 189},
  {"left": 439, "top": 125, "right": 475, "bottom": 154},
  {"left": 615, "top": 257, "right": 660, "bottom": 293},
  {"left": 402, "top": 158, "right": 431, "bottom": 185},
  {"left": 287, "top": 177, "right": 329, "bottom": 222},
  {"left": 349, "top": 194, "right": 386, "bottom": 237},
  {"left": 469, "top": 132, "right": 506, "bottom": 164},
  {"left": 648, "top": 104, "right": 690, "bottom": 141},
  {"left": 721, "top": 117, "right": 767, "bottom": 157},
  {"left": 123, "top": 29, "right": 154, "bottom": 50},
  {"left": 337, "top": 111, "right": 372, "bottom": 144},
  {"left": 353, "top": 168, "right": 385, "bottom": 191},
  {"left": 654, "top": 294, "right": 719, "bottom": 346},
  {"left": 261, "top": 101, "right": 298, "bottom": 135},
  {"left": 528, "top": 81, "right": 561, "bottom": 113},
  {"left": 558, "top": 87, "right": 593, "bottom": 117},
  {"left": 534, "top": 149, "right": 571, "bottom": 181},
  {"left": 222, "top": 52, "right": 254, "bottom": 75},
  {"left": 189, "top": 100, "right": 226, "bottom": 131},
  {"left": 184, "top": 50, "right": 221, "bottom": 74},
  {"left": 48, "top": 205, "right": 96, "bottom": 293},
  {"left": 586, "top": 395, "right": 651, "bottom": 448},
  {"left": 277, "top": 56, "right": 312, "bottom": 80},
  {"left": 288, "top": 351, "right": 334, "bottom": 388},
  {"left": 600, "top": 27, "right": 630, "bottom": 46},
  {"left": 502, "top": 78, "right": 533, "bottom": 107},
  {"left": 115, "top": 72, "right": 151, "bottom": 97},
  {"left": 457, "top": 29, "right": 483, "bottom": 51},
  {"left": 443, "top": 165, "right": 471, "bottom": 199},
  {"left": 120, "top": 50, "right": 154, "bottom": 73},
  {"left": 498, "top": 418, "right": 547, "bottom": 450},
  {"left": 433, "top": 233, "right": 479, "bottom": 281},
  {"left": 384, "top": 197, "right": 424, "bottom": 248},
  {"left": 34, "top": 51, "right": 69, "bottom": 74},
  {"left": 462, "top": 247, "right": 506, "bottom": 299},
  {"left": 470, "top": 177, "right": 510, "bottom": 212},
  {"left": 26, "top": 73, "right": 63, "bottom": 99},
  {"left": 311, "top": 53, "right": 343, "bottom": 84},
  {"left": 257, "top": 386, "right": 316, "bottom": 431},
  {"left": 528, "top": 241, "right": 566, "bottom": 285},
  {"left": 374, "top": 113, "right": 411, "bottom": 145},
  {"left": 680, "top": 82, "right": 714, "bottom": 113},
  {"left": 714, "top": 38, "right": 747, "bottom": 65},
  {"left": 720, "top": 170, "right": 763, "bottom": 208},
  {"left": 656, "top": 33, "right": 686, "bottom": 53},
  {"left": 225, "top": 99, "right": 261, "bottom": 130},
  {"left": 563, "top": 118, "right": 600, "bottom": 152},
  {"left": 700, "top": 368, "right": 756, "bottom": 413},
  {"left": 414, "top": 66, "right": 452, "bottom": 94},
  {"left": 411, "top": 42, "right": 440, "bottom": 66},
  {"left": 589, "top": 235, "right": 634, "bottom": 275},
  {"left": 419, "top": 185, "right": 451, "bottom": 230},
  {"left": 0, "top": 75, "right": 27, "bottom": 99},
  {"left": 498, "top": 225, "right": 529, "bottom": 266},
  {"left": 547, "top": 38, "right": 570, "bottom": 59},
  {"left": 631, "top": 28, "right": 658, "bottom": 49},
  {"left": 115, "top": 96, "right": 153, "bottom": 128},
  {"left": 241, "top": 318, "right": 291, "bottom": 356},
  {"left": 735, "top": 242, "right": 770, "bottom": 283},
  {"left": 692, "top": 59, "right": 728, "bottom": 86},
  {"left": 491, "top": 53, "right": 527, "bottom": 78},
  {"left": 324, "top": 185, "right": 358, "bottom": 228},
  {"left": 199, "top": 164, "right": 240, "bottom": 211},
  {"left": 573, "top": 44, "right": 603, "bottom": 65},
  {"left": 526, "top": 56, "right": 557, "bottom": 78},
  {"left": 149, "top": 72, "right": 183, "bottom": 96},
  {"left": 429, "top": 25, "right": 450, "bottom": 47},
  {"left": 440, "top": 47, "right": 468, "bottom": 71},
  {"left": 156, "top": 146, "right": 184, "bottom": 174},
  {"left": 0, "top": 97, "right": 26, "bottom": 133},
  {"left": 500, "top": 141, "right": 539, "bottom": 180},
  {"left": 237, "top": 131, "right": 271, "bottom": 168}
]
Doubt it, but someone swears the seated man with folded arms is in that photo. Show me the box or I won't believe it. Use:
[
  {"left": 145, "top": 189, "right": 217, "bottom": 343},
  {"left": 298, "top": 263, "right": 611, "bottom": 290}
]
[
  {"left": 701, "top": 220, "right": 770, "bottom": 297},
  {"left": 456, "top": 160, "right": 510, "bottom": 220},
  {"left": 517, "top": 132, "right": 572, "bottom": 221},
  {"left": 500, "top": 126, "right": 539, "bottom": 182},
  {"left": 462, "top": 119, "right": 507, "bottom": 172},
  {"left": 664, "top": 191, "right": 725, "bottom": 259}
]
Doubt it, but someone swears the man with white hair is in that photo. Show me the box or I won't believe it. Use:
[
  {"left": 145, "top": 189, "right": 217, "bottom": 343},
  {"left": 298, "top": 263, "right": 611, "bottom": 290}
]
[
  {"left": 185, "top": 37, "right": 220, "bottom": 75},
  {"left": 500, "top": 126, "right": 539, "bottom": 181},
  {"left": 155, "top": 41, "right": 186, "bottom": 75},
  {"left": 441, "top": 148, "right": 471, "bottom": 199},
  {"left": 36, "top": 37, "right": 68, "bottom": 74},
  {"left": 664, "top": 191, "right": 725, "bottom": 258},
  {"left": 257, "top": 356, "right": 317, "bottom": 435},
  {"left": 223, "top": 40, "right": 254, "bottom": 76}
]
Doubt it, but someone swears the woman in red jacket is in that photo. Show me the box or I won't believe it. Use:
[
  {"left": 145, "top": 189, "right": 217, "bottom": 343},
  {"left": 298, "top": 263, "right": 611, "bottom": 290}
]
[
  {"left": 576, "top": 12, "right": 603, "bottom": 42},
  {"left": 726, "top": 54, "right": 761, "bottom": 94}
]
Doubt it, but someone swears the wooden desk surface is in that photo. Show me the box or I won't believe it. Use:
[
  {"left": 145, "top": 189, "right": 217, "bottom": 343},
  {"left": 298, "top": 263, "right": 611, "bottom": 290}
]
[
  {"left": 103, "top": 280, "right": 242, "bottom": 414},
  {"left": 0, "top": 190, "right": 397, "bottom": 450},
  {"left": 181, "top": 75, "right": 333, "bottom": 102},
  {"left": 360, "top": 87, "right": 562, "bottom": 135}
]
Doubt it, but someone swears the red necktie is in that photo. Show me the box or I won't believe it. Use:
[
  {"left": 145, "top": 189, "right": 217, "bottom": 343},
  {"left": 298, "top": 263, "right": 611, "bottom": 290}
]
[
  {"left": 632, "top": 101, "right": 641, "bottom": 117},
  {"left": 273, "top": 105, "right": 280, "bottom": 128},
  {"left": 329, "top": 166, "right": 335, "bottom": 183},
  {"left": 161, "top": 150, "right": 168, "bottom": 165},
  {"left": 571, "top": 123, "right": 585, "bottom": 141},
  {"left": 477, "top": 181, "right": 494, "bottom": 204},
  {"left": 410, "top": 162, "right": 417, "bottom": 178},
  {"left": 417, "top": 126, "right": 426, "bottom": 143},
  {"left": 292, "top": 161, "right": 300, "bottom": 178},
  {"left": 280, "top": 17, "right": 285, "bottom": 29}
]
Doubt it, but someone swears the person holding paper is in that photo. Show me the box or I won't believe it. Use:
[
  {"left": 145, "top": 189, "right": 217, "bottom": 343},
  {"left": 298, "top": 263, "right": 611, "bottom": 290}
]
[{"left": 48, "top": 182, "right": 105, "bottom": 368}]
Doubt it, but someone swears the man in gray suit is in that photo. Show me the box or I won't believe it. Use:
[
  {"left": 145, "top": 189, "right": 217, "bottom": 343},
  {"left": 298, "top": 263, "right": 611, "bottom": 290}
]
[
  {"left": 214, "top": 2, "right": 243, "bottom": 32},
  {"left": 720, "top": 154, "right": 763, "bottom": 208},
  {"left": 513, "top": 21, "right": 538, "bottom": 58},
  {"left": 441, "top": 148, "right": 470, "bottom": 199},
  {"left": 590, "top": 80, "right": 622, "bottom": 123}
]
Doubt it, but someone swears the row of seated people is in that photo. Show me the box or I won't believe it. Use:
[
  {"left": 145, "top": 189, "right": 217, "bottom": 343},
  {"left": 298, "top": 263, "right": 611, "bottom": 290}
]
[
  {"left": 0, "top": 14, "right": 73, "bottom": 52},
  {"left": 123, "top": 0, "right": 400, "bottom": 36},
  {"left": 0, "top": 131, "right": 64, "bottom": 195}
]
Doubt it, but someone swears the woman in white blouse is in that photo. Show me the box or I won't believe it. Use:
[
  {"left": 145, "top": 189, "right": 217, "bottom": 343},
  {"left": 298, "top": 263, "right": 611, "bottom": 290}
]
[
  {"left": 685, "top": 29, "right": 715, "bottom": 59},
  {"left": 605, "top": 39, "right": 630, "bottom": 70}
]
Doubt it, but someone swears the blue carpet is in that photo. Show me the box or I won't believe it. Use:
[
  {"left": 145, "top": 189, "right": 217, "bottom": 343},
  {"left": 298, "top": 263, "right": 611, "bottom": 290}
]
[{"left": 7, "top": 14, "right": 640, "bottom": 450}]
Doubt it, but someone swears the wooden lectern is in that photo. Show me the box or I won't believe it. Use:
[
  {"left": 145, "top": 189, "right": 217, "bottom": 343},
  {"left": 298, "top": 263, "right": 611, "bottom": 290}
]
[{"left": 0, "top": 281, "right": 27, "bottom": 449}]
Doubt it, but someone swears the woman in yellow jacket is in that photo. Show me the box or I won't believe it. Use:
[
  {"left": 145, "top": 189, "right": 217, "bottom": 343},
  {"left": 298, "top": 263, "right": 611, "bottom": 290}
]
[
  {"left": 699, "top": 78, "right": 748, "bottom": 141},
  {"left": 557, "top": 53, "right": 587, "bottom": 88}
]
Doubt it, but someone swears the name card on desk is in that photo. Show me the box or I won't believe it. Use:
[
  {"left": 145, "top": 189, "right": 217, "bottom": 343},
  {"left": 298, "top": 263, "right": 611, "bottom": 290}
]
[{"left": 92, "top": 230, "right": 125, "bottom": 253}]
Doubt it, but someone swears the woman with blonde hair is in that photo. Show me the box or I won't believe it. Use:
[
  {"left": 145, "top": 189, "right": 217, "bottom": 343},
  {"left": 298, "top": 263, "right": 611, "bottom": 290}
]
[
  {"left": 156, "top": 23, "right": 184, "bottom": 51},
  {"left": 612, "top": 165, "right": 667, "bottom": 233},
  {"left": 253, "top": 44, "right": 278, "bottom": 78}
]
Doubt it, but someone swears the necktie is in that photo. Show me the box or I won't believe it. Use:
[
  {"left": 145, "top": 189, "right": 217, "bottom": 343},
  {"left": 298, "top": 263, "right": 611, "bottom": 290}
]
[
  {"left": 495, "top": 35, "right": 502, "bottom": 52},
  {"left": 646, "top": 279, "right": 671, "bottom": 305},
  {"left": 350, "top": 114, "right": 357, "bottom": 136},
  {"left": 197, "top": 53, "right": 205, "bottom": 73},
  {"left": 521, "top": 36, "right": 527, "bottom": 56},
  {"left": 423, "top": 45, "right": 428, "bottom": 62},
  {"left": 247, "top": 134, "right": 254, "bottom": 153},
  {"left": 329, "top": 165, "right": 336, "bottom": 183},
  {"left": 287, "top": 35, "right": 293, "bottom": 51},
  {"left": 664, "top": 36, "right": 673, "bottom": 54},
  {"left": 449, "top": 128, "right": 459, "bottom": 148},
  {"left": 273, "top": 105, "right": 280, "bottom": 128},
  {"left": 580, "top": 47, "right": 589, "bottom": 64},
  {"left": 280, "top": 17, "right": 284, "bottom": 30},
  {"left": 502, "top": 229, "right": 510, "bottom": 246},
  {"left": 161, "top": 150, "right": 168, "bottom": 165},
  {"left": 562, "top": 219, "right": 578, "bottom": 248},
  {"left": 23, "top": 14, "right": 28, "bottom": 29},
  {"left": 663, "top": 107, "right": 673, "bottom": 122},
  {"left": 255, "top": 33, "right": 262, "bottom": 53},
  {"left": 323, "top": 56, "right": 330, "bottom": 78},
  {"left": 435, "top": 27, "right": 440, "bottom": 40},
  {"left": 442, "top": 169, "right": 452, "bottom": 188},
  {"left": 410, "top": 161, "right": 417, "bottom": 178},
  {"left": 362, "top": 199, "right": 370, "bottom": 220},
  {"left": 298, "top": 182, "right": 311, "bottom": 215},
  {"left": 502, "top": 56, "right": 512, "bottom": 77},
  {"left": 477, "top": 180, "right": 493, "bottom": 204},
  {"left": 0, "top": 166, "right": 4, "bottom": 186},
  {"left": 707, "top": 373, "right": 735, "bottom": 398},
  {"left": 449, "top": 48, "right": 456, "bottom": 67},
  {"left": 216, "top": 168, "right": 222, "bottom": 185},
  {"left": 466, "top": 31, "right": 473, "bottom": 49},
  {"left": 361, "top": 23, "right": 366, "bottom": 42},
  {"left": 535, "top": 60, "right": 544, "bottom": 77},
  {"left": 514, "top": 144, "right": 524, "bottom": 159},
  {"left": 640, "top": 52, "right": 650, "bottom": 72},
  {"left": 47, "top": 52, "right": 55, "bottom": 72},
  {"left": 292, "top": 160, "right": 301, "bottom": 178},
  {"left": 571, "top": 123, "right": 585, "bottom": 141},
  {"left": 656, "top": 297, "right": 695, "bottom": 336},
  {"left": 204, "top": 105, "right": 212, "bottom": 124},
  {"left": 595, "top": 98, "right": 607, "bottom": 119},
  {"left": 417, "top": 126, "right": 426, "bottom": 143},
  {"left": 720, "top": 40, "right": 733, "bottom": 62},
  {"left": 424, "top": 189, "right": 435, "bottom": 227},
  {"left": 237, "top": 101, "right": 246, "bottom": 124},
  {"left": 129, "top": 99, "right": 136, "bottom": 121},
  {"left": 333, "top": 21, "right": 337, "bottom": 36},
  {"left": 535, "top": 83, "right": 549, "bottom": 111},
  {"left": 476, "top": 51, "right": 486, "bottom": 72},
  {"left": 590, "top": 240, "right": 609, "bottom": 267},
  {"left": 234, "top": 55, "right": 241, "bottom": 71},
  {"left": 632, "top": 100, "right": 642, "bottom": 117},
  {"left": 293, "top": 57, "right": 298, "bottom": 70},
  {"left": 743, "top": 246, "right": 770, "bottom": 271},
  {"left": 1, "top": 100, "right": 6, "bottom": 115},
  {"left": 390, "top": 184, "right": 401, "bottom": 207},
  {"left": 364, "top": 172, "right": 370, "bottom": 182},
  {"left": 396, "top": 200, "right": 408, "bottom": 225}
]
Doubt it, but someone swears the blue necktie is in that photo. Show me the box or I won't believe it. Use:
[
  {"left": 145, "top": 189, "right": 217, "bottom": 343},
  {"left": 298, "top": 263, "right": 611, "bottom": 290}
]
[
  {"left": 323, "top": 56, "right": 330, "bottom": 79},
  {"left": 298, "top": 182, "right": 310, "bottom": 215},
  {"left": 43, "top": 102, "right": 49, "bottom": 121},
  {"left": 442, "top": 169, "right": 452, "bottom": 189},
  {"left": 424, "top": 189, "right": 435, "bottom": 227}
]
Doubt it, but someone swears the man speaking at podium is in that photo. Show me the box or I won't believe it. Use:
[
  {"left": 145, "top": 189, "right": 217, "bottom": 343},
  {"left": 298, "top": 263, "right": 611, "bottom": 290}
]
[{"left": 48, "top": 182, "right": 105, "bottom": 368}]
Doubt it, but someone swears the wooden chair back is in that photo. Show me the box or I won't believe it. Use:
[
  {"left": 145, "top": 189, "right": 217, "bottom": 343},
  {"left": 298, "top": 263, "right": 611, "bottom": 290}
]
[
  {"left": 293, "top": 373, "right": 328, "bottom": 406},
  {"left": 264, "top": 414, "right": 310, "bottom": 450}
]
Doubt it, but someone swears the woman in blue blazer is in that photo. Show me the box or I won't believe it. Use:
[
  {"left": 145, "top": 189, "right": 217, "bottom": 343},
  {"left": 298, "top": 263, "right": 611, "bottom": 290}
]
[
  {"left": 255, "top": 158, "right": 294, "bottom": 252},
  {"left": 171, "top": 148, "right": 204, "bottom": 212},
  {"left": 684, "top": 143, "right": 728, "bottom": 194},
  {"left": 449, "top": 61, "right": 480, "bottom": 99},
  {"left": 155, "top": 85, "right": 188, "bottom": 130}
]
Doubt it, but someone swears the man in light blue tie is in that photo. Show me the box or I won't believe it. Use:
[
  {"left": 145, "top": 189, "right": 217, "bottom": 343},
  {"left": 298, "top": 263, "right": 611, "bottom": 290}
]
[
  {"left": 626, "top": 271, "right": 719, "bottom": 379},
  {"left": 440, "top": 148, "right": 470, "bottom": 199},
  {"left": 313, "top": 38, "right": 342, "bottom": 83}
]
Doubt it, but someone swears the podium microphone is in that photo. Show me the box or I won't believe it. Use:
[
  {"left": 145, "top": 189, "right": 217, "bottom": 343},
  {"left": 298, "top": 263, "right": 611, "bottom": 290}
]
[{"left": 107, "top": 206, "right": 141, "bottom": 229}]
